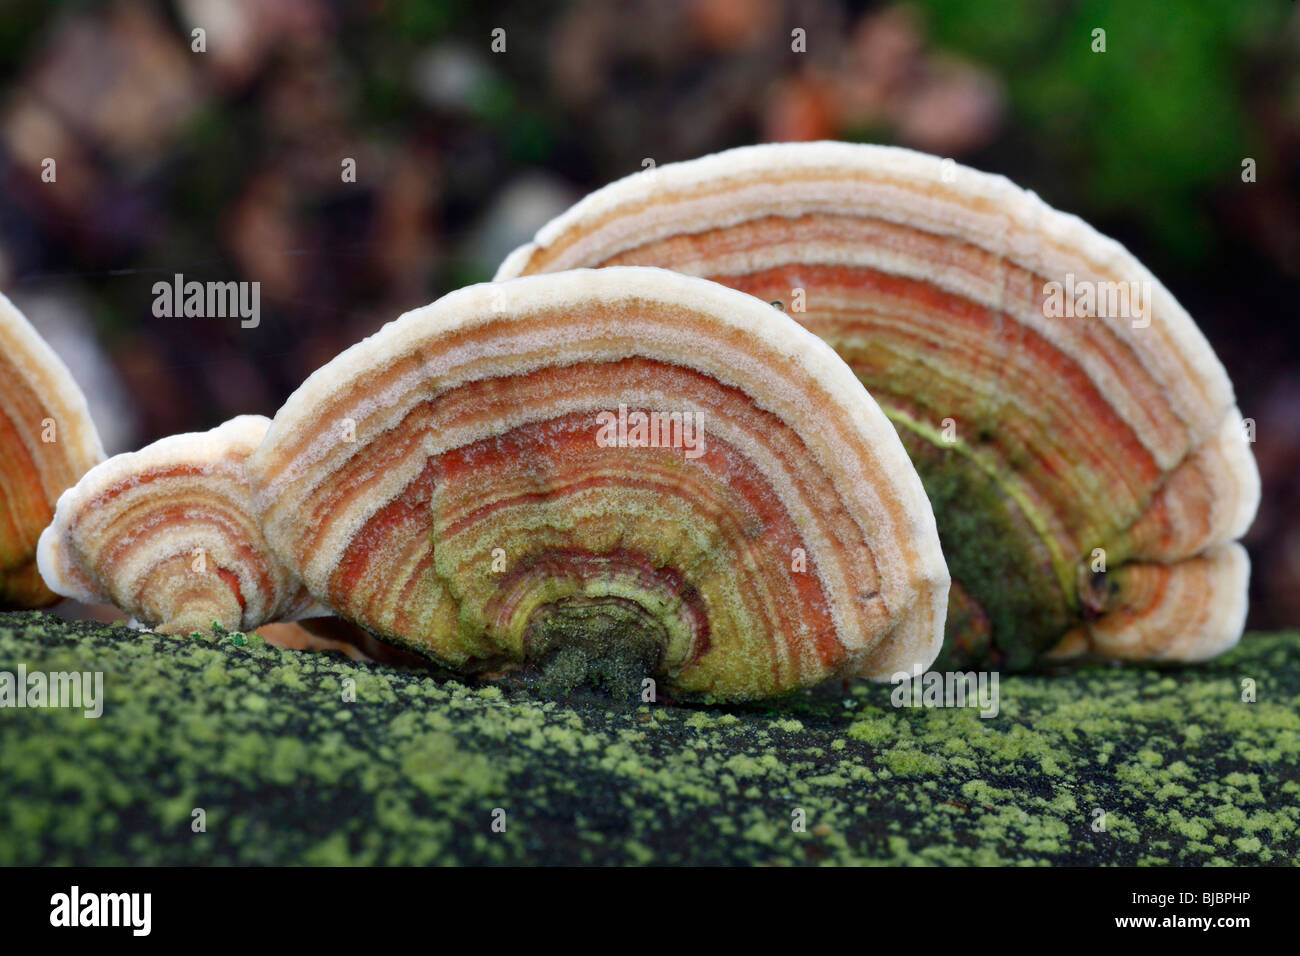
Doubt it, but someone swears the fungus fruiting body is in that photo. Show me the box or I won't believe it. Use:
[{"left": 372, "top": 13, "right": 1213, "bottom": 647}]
[
  {"left": 246, "top": 267, "right": 950, "bottom": 700},
  {"left": 496, "top": 142, "right": 1260, "bottom": 668},
  {"left": 0, "top": 291, "right": 105, "bottom": 608},
  {"left": 37, "top": 415, "right": 315, "bottom": 634}
]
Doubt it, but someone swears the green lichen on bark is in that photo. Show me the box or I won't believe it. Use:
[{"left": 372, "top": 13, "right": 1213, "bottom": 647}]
[{"left": 0, "top": 610, "right": 1296, "bottom": 865}]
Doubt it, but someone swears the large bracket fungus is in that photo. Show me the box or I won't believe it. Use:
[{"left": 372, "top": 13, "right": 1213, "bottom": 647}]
[
  {"left": 37, "top": 415, "right": 316, "bottom": 634},
  {"left": 0, "top": 291, "right": 105, "bottom": 608},
  {"left": 496, "top": 142, "right": 1260, "bottom": 668},
  {"left": 245, "top": 267, "right": 950, "bottom": 700}
]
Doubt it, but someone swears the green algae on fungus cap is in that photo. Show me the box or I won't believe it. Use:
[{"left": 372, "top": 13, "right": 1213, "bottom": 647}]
[
  {"left": 245, "top": 267, "right": 950, "bottom": 701},
  {"left": 495, "top": 142, "right": 1260, "bottom": 670},
  {"left": 0, "top": 291, "right": 105, "bottom": 609},
  {"left": 36, "top": 415, "right": 319, "bottom": 635}
]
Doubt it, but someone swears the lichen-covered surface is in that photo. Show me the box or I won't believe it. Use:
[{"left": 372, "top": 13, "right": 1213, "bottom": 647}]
[{"left": 0, "top": 610, "right": 1296, "bottom": 865}]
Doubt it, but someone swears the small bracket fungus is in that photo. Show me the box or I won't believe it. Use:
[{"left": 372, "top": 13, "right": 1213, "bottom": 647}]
[
  {"left": 495, "top": 142, "right": 1260, "bottom": 668},
  {"left": 0, "top": 291, "right": 105, "bottom": 607},
  {"left": 246, "top": 268, "right": 950, "bottom": 700},
  {"left": 37, "top": 415, "right": 316, "bottom": 634}
]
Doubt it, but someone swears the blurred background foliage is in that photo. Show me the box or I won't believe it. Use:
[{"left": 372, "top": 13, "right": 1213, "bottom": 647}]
[{"left": 0, "top": 0, "right": 1297, "bottom": 626}]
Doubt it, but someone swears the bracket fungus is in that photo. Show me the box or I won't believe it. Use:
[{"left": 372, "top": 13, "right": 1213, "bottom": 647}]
[
  {"left": 496, "top": 142, "right": 1260, "bottom": 669},
  {"left": 246, "top": 267, "right": 950, "bottom": 700},
  {"left": 0, "top": 291, "right": 105, "bottom": 608},
  {"left": 37, "top": 415, "right": 315, "bottom": 634}
]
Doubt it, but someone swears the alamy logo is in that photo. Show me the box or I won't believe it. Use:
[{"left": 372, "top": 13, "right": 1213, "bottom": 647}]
[
  {"left": 50, "top": 886, "right": 151, "bottom": 936},
  {"left": 890, "top": 665, "right": 999, "bottom": 718},
  {"left": 0, "top": 664, "right": 103, "bottom": 717},
  {"left": 1042, "top": 272, "right": 1151, "bottom": 329},
  {"left": 152, "top": 273, "right": 260, "bottom": 328},
  {"left": 595, "top": 404, "right": 705, "bottom": 460}
]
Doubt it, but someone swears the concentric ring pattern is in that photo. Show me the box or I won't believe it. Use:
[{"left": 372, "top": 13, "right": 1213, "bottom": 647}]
[
  {"left": 0, "top": 291, "right": 104, "bottom": 608},
  {"left": 246, "top": 268, "right": 950, "bottom": 699},
  {"left": 38, "top": 415, "right": 314, "bottom": 634},
  {"left": 496, "top": 143, "right": 1259, "bottom": 666}
]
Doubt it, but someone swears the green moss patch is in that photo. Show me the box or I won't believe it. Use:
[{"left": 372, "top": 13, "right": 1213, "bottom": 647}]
[
  {"left": 895, "top": 431, "right": 1073, "bottom": 670},
  {"left": 0, "top": 611, "right": 1296, "bottom": 865}
]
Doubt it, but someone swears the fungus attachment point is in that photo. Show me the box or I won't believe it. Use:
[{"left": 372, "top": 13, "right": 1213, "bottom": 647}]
[
  {"left": 496, "top": 142, "right": 1259, "bottom": 668},
  {"left": 247, "top": 268, "right": 949, "bottom": 700},
  {"left": 0, "top": 291, "right": 104, "bottom": 608},
  {"left": 37, "top": 415, "right": 315, "bottom": 634}
]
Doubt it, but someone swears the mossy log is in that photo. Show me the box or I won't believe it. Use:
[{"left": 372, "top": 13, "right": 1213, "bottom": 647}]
[{"left": 0, "top": 611, "right": 1296, "bottom": 865}]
